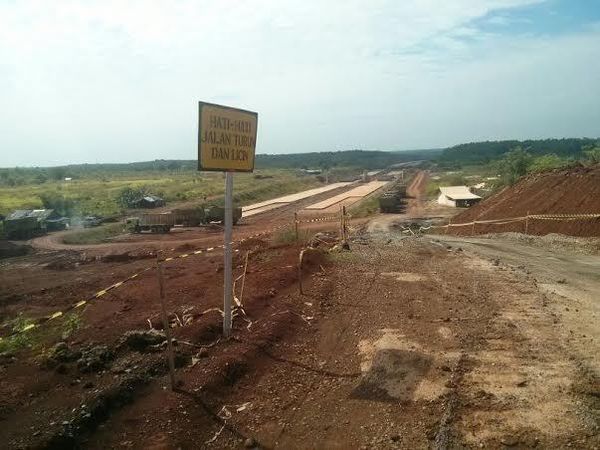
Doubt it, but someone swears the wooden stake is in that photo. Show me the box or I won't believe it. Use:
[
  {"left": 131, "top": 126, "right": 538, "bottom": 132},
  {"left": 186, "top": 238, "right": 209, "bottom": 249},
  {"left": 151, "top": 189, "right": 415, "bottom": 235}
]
[
  {"left": 339, "top": 205, "right": 343, "bottom": 239},
  {"left": 342, "top": 205, "right": 348, "bottom": 242},
  {"left": 239, "top": 251, "right": 250, "bottom": 305},
  {"left": 298, "top": 249, "right": 306, "bottom": 295},
  {"left": 156, "top": 255, "right": 177, "bottom": 390},
  {"left": 471, "top": 221, "right": 476, "bottom": 235},
  {"left": 294, "top": 212, "right": 299, "bottom": 243}
]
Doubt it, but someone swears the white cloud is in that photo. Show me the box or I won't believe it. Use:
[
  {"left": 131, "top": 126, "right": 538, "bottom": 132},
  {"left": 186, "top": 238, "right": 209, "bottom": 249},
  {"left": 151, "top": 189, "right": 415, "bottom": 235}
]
[{"left": 0, "top": 0, "right": 598, "bottom": 166}]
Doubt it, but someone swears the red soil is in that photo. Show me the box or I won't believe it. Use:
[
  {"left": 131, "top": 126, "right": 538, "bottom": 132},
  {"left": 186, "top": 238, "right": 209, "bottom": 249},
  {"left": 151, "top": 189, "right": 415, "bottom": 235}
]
[{"left": 448, "top": 164, "right": 600, "bottom": 236}]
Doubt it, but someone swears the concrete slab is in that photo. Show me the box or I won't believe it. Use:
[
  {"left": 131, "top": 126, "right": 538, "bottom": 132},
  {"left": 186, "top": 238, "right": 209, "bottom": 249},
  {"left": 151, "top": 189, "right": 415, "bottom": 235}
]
[
  {"left": 304, "top": 181, "right": 388, "bottom": 210},
  {"left": 241, "top": 182, "right": 353, "bottom": 218}
]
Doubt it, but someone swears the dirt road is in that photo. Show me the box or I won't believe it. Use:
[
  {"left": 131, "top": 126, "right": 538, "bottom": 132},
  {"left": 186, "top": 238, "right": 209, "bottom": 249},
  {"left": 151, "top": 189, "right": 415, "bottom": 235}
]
[
  {"left": 58, "top": 232, "right": 597, "bottom": 449},
  {"left": 28, "top": 182, "right": 362, "bottom": 254},
  {"left": 431, "top": 233, "right": 600, "bottom": 373}
]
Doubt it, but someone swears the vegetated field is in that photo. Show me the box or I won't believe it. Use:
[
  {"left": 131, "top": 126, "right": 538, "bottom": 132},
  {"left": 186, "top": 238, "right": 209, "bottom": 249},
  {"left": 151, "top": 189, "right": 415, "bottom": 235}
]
[
  {"left": 0, "top": 169, "right": 323, "bottom": 218},
  {"left": 61, "top": 223, "right": 125, "bottom": 245}
]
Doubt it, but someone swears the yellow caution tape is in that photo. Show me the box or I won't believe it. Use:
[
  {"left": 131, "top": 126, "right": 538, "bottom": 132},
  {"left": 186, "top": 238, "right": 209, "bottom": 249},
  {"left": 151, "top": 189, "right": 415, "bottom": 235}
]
[
  {"left": 0, "top": 219, "right": 302, "bottom": 341},
  {"left": 434, "top": 212, "right": 599, "bottom": 229}
]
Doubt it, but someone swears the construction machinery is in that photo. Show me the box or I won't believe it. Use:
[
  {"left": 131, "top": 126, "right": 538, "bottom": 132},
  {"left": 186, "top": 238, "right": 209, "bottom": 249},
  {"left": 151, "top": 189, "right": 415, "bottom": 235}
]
[{"left": 378, "top": 184, "right": 407, "bottom": 213}]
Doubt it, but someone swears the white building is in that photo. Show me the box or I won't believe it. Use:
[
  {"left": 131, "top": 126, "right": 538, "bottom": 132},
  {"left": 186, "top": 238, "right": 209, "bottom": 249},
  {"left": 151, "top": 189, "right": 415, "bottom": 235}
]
[{"left": 437, "top": 186, "right": 482, "bottom": 208}]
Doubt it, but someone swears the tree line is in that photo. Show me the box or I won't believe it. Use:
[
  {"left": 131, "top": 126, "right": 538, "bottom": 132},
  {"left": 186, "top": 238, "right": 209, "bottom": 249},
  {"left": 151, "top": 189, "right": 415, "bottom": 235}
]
[{"left": 438, "top": 138, "right": 598, "bottom": 165}]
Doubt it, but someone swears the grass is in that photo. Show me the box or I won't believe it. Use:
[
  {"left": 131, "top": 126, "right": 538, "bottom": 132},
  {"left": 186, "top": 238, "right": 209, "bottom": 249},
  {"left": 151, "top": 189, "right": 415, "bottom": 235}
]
[
  {"left": 0, "top": 311, "right": 82, "bottom": 355},
  {"left": 0, "top": 169, "right": 323, "bottom": 217},
  {"left": 349, "top": 195, "right": 381, "bottom": 218},
  {"left": 62, "top": 223, "right": 124, "bottom": 245},
  {"left": 0, "top": 314, "right": 36, "bottom": 354},
  {"left": 273, "top": 227, "right": 298, "bottom": 245}
]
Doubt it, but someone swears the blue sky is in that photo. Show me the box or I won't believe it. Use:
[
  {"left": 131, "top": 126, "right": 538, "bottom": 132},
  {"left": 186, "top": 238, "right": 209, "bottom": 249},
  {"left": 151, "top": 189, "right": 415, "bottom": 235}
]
[{"left": 0, "top": 0, "right": 599, "bottom": 167}]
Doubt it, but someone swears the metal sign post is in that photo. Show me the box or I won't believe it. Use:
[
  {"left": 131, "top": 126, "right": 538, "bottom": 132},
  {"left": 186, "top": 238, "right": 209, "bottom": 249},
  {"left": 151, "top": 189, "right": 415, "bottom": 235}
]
[
  {"left": 223, "top": 172, "right": 234, "bottom": 336},
  {"left": 197, "top": 101, "right": 257, "bottom": 338}
]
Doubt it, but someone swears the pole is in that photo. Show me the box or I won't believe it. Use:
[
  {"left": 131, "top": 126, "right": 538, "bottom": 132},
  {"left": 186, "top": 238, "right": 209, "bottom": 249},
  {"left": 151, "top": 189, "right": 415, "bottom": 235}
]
[
  {"left": 156, "top": 255, "right": 177, "bottom": 390},
  {"left": 239, "top": 251, "right": 250, "bottom": 305},
  {"left": 294, "top": 212, "right": 299, "bottom": 243},
  {"left": 525, "top": 211, "right": 530, "bottom": 234},
  {"left": 342, "top": 206, "right": 348, "bottom": 242},
  {"left": 223, "top": 172, "right": 233, "bottom": 337},
  {"left": 298, "top": 249, "right": 305, "bottom": 295}
]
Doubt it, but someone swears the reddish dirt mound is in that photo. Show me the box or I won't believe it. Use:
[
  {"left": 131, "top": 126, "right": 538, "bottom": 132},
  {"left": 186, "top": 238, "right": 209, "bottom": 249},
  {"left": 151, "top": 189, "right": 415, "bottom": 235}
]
[{"left": 449, "top": 164, "right": 600, "bottom": 236}]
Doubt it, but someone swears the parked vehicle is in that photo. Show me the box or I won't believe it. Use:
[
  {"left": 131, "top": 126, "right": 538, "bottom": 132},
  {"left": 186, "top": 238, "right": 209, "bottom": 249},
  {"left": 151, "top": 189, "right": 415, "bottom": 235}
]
[
  {"left": 82, "top": 216, "right": 102, "bottom": 228},
  {"left": 126, "top": 206, "right": 242, "bottom": 233},
  {"left": 126, "top": 213, "right": 174, "bottom": 234},
  {"left": 3, "top": 209, "right": 61, "bottom": 239},
  {"left": 378, "top": 184, "right": 407, "bottom": 213}
]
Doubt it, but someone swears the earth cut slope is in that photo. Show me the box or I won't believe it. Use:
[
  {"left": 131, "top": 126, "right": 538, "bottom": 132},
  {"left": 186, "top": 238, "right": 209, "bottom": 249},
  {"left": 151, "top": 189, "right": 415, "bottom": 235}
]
[{"left": 449, "top": 164, "right": 600, "bottom": 236}]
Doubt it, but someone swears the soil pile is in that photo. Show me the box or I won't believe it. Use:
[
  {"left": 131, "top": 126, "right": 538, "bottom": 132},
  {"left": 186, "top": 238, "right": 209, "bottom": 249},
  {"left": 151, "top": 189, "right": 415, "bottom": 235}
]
[{"left": 450, "top": 165, "right": 600, "bottom": 236}]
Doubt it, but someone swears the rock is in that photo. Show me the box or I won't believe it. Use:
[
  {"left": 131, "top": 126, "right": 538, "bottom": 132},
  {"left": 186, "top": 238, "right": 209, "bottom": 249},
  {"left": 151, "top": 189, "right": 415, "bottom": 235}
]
[
  {"left": 500, "top": 436, "right": 519, "bottom": 447},
  {"left": 0, "top": 350, "right": 15, "bottom": 360},
  {"left": 121, "top": 329, "right": 166, "bottom": 352},
  {"left": 557, "top": 278, "right": 567, "bottom": 284},
  {"left": 83, "top": 381, "right": 94, "bottom": 389},
  {"left": 516, "top": 379, "right": 528, "bottom": 387},
  {"left": 197, "top": 347, "right": 209, "bottom": 358},
  {"left": 174, "top": 352, "right": 191, "bottom": 368},
  {"left": 268, "top": 288, "right": 277, "bottom": 298},
  {"left": 492, "top": 259, "right": 500, "bottom": 266},
  {"left": 77, "top": 344, "right": 113, "bottom": 373},
  {"left": 244, "top": 437, "right": 257, "bottom": 448},
  {"left": 390, "top": 434, "right": 401, "bottom": 442},
  {"left": 43, "top": 342, "right": 81, "bottom": 369}
]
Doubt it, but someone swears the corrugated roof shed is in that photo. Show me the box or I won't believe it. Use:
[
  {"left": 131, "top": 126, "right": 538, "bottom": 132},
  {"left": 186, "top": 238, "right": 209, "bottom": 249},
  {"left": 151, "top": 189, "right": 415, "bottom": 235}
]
[
  {"left": 439, "top": 186, "right": 481, "bottom": 200},
  {"left": 6, "top": 209, "right": 56, "bottom": 221}
]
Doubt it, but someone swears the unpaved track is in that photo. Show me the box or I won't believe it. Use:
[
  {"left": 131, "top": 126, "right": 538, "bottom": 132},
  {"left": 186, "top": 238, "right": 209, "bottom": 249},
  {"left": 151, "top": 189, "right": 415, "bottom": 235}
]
[
  {"left": 170, "top": 233, "right": 599, "bottom": 448},
  {"left": 28, "top": 182, "right": 363, "bottom": 254},
  {"left": 367, "top": 170, "right": 430, "bottom": 234},
  {"left": 431, "top": 233, "right": 600, "bottom": 373}
]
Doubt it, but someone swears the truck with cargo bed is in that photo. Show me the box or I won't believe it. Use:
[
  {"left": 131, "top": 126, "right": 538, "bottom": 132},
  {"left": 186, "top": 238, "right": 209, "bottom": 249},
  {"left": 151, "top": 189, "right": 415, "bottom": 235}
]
[{"left": 126, "top": 206, "right": 242, "bottom": 233}]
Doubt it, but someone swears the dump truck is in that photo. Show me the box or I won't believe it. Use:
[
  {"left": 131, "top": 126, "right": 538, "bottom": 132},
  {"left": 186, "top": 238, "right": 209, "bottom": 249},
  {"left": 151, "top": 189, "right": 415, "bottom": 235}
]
[
  {"left": 3, "top": 209, "right": 61, "bottom": 239},
  {"left": 126, "top": 206, "right": 242, "bottom": 233},
  {"left": 378, "top": 184, "right": 407, "bottom": 213},
  {"left": 4, "top": 216, "right": 44, "bottom": 239},
  {"left": 126, "top": 213, "right": 174, "bottom": 234}
]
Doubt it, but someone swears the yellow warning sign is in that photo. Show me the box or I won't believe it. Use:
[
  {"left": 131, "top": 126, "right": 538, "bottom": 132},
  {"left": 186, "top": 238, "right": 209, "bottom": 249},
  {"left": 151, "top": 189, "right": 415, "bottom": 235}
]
[{"left": 198, "top": 102, "right": 258, "bottom": 172}]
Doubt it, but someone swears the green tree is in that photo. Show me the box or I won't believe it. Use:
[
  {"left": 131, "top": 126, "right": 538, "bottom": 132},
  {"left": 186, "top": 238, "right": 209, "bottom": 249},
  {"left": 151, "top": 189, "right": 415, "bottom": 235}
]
[
  {"left": 116, "top": 186, "right": 149, "bottom": 208},
  {"left": 34, "top": 172, "right": 48, "bottom": 184},
  {"left": 49, "top": 166, "right": 68, "bottom": 181},
  {"left": 583, "top": 146, "right": 600, "bottom": 164},
  {"left": 39, "top": 192, "right": 77, "bottom": 216},
  {"left": 529, "top": 154, "right": 568, "bottom": 172},
  {"left": 495, "top": 147, "right": 532, "bottom": 185}
]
